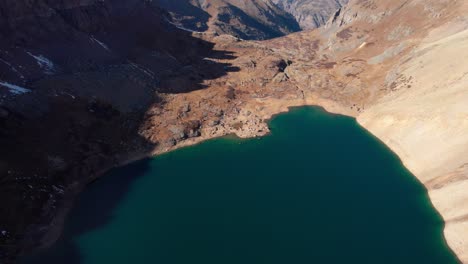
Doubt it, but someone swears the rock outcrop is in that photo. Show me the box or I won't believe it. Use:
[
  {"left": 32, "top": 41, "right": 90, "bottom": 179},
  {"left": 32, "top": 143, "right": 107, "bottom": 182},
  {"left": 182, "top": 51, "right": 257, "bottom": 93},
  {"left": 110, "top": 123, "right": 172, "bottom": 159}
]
[{"left": 273, "top": 0, "right": 348, "bottom": 29}]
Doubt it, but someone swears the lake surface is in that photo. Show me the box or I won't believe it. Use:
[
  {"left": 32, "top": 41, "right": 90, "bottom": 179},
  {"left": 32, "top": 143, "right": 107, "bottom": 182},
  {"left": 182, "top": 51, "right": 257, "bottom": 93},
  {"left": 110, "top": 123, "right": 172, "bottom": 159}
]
[{"left": 24, "top": 106, "right": 459, "bottom": 264}]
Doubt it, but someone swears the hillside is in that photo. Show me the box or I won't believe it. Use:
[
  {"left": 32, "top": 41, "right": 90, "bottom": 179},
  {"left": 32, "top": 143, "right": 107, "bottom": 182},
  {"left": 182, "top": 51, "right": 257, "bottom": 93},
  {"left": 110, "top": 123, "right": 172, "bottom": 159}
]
[
  {"left": 154, "top": 0, "right": 301, "bottom": 40},
  {"left": 0, "top": 0, "right": 241, "bottom": 261},
  {"left": 273, "top": 0, "right": 348, "bottom": 29},
  {"left": 0, "top": 0, "right": 467, "bottom": 263}
]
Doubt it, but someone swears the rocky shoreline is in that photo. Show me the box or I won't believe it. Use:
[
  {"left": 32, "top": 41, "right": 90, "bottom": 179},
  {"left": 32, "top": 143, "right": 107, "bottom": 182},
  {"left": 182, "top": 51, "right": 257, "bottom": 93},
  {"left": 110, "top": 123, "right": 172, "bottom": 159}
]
[{"left": 18, "top": 95, "right": 349, "bottom": 260}]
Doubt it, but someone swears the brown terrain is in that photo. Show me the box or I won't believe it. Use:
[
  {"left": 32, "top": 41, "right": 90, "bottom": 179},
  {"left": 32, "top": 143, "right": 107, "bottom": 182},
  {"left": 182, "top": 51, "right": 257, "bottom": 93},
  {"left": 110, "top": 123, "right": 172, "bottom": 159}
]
[
  {"left": 154, "top": 0, "right": 301, "bottom": 40},
  {"left": 0, "top": 0, "right": 467, "bottom": 263}
]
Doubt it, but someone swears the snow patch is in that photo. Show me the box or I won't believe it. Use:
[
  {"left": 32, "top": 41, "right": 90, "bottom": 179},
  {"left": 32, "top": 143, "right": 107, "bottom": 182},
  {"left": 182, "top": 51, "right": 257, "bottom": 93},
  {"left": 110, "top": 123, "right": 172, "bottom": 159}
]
[
  {"left": 164, "top": 18, "right": 204, "bottom": 34},
  {"left": 26, "top": 52, "right": 55, "bottom": 74},
  {"left": 64, "top": 92, "right": 76, "bottom": 99},
  {"left": 90, "top": 36, "right": 111, "bottom": 52},
  {"left": 129, "top": 62, "right": 155, "bottom": 78},
  {"left": 52, "top": 185, "right": 64, "bottom": 194},
  {"left": 0, "top": 81, "right": 31, "bottom": 94}
]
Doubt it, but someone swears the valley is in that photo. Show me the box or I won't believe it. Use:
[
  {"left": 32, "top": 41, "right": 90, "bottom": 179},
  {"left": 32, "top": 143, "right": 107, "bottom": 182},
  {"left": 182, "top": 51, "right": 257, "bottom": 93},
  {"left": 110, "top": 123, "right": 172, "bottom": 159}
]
[{"left": 0, "top": 0, "right": 467, "bottom": 263}]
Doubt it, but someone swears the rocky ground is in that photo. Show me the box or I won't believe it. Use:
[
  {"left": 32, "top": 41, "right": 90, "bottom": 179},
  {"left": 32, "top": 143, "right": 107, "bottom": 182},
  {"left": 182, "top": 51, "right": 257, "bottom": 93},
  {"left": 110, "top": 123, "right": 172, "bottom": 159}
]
[
  {"left": 273, "top": 0, "right": 348, "bottom": 29},
  {"left": 153, "top": 0, "right": 350, "bottom": 39},
  {"left": 0, "top": 0, "right": 467, "bottom": 263},
  {"left": 154, "top": 0, "right": 302, "bottom": 40}
]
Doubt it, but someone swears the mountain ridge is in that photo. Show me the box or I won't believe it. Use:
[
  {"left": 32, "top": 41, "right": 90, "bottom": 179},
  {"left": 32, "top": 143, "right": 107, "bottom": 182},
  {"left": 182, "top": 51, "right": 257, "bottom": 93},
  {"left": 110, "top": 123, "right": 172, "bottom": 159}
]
[
  {"left": 273, "top": 0, "right": 348, "bottom": 29},
  {"left": 0, "top": 0, "right": 467, "bottom": 263},
  {"left": 154, "top": 0, "right": 302, "bottom": 40}
]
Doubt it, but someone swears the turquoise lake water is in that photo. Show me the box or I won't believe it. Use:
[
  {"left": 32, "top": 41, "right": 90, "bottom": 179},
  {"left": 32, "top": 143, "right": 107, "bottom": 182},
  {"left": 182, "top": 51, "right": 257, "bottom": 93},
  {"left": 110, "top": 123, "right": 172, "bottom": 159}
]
[{"left": 24, "top": 106, "right": 459, "bottom": 264}]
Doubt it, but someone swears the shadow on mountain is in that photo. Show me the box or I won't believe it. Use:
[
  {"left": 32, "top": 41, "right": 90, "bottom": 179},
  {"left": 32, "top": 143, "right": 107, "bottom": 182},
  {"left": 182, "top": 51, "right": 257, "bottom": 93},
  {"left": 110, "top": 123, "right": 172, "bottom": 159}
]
[
  {"left": 0, "top": 1, "right": 239, "bottom": 262},
  {"left": 20, "top": 159, "right": 154, "bottom": 264},
  {"left": 154, "top": 29, "right": 241, "bottom": 94},
  {"left": 153, "top": 0, "right": 211, "bottom": 31},
  {"left": 151, "top": 0, "right": 301, "bottom": 41},
  {"left": 20, "top": 0, "right": 241, "bottom": 110},
  {"left": 216, "top": 3, "right": 301, "bottom": 40},
  {"left": 94, "top": 1, "right": 241, "bottom": 95}
]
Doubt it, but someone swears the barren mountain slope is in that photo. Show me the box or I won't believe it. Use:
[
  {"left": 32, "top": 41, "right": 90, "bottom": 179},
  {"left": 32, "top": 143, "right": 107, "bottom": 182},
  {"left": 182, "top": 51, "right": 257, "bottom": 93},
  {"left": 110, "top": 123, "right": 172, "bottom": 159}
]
[
  {"left": 0, "top": 0, "right": 242, "bottom": 261},
  {"left": 139, "top": 1, "right": 468, "bottom": 259},
  {"left": 1, "top": 0, "right": 468, "bottom": 263},
  {"left": 272, "top": 0, "right": 348, "bottom": 29},
  {"left": 267, "top": 0, "right": 468, "bottom": 260},
  {"left": 154, "top": 0, "right": 301, "bottom": 39},
  {"left": 357, "top": 24, "right": 468, "bottom": 263}
]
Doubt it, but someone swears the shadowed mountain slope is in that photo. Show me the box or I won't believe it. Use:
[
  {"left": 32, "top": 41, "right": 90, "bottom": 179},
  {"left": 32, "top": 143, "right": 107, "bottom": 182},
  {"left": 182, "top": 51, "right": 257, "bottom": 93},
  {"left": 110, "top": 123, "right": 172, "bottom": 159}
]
[
  {"left": 0, "top": 0, "right": 239, "bottom": 262},
  {"left": 154, "top": 0, "right": 301, "bottom": 40}
]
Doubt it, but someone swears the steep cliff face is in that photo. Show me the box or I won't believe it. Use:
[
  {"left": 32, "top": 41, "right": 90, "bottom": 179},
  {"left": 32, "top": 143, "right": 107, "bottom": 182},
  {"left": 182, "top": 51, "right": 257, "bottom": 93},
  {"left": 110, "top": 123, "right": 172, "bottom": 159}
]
[
  {"left": 154, "top": 0, "right": 301, "bottom": 40},
  {"left": 272, "top": 0, "right": 348, "bottom": 29}
]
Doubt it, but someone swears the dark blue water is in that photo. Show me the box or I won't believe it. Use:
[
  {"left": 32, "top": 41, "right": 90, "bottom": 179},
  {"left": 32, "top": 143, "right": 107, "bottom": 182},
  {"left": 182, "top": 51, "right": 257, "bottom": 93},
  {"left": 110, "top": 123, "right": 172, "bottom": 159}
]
[{"left": 23, "top": 106, "right": 459, "bottom": 264}]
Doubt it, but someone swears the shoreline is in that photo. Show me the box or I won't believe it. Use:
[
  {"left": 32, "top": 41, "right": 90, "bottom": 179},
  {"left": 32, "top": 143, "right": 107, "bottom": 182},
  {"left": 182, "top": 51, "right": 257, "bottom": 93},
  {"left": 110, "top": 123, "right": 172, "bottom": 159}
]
[
  {"left": 354, "top": 123, "right": 464, "bottom": 264},
  {"left": 356, "top": 116, "right": 465, "bottom": 264},
  {"left": 22, "top": 98, "right": 462, "bottom": 264},
  {"left": 21, "top": 97, "right": 349, "bottom": 259}
]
